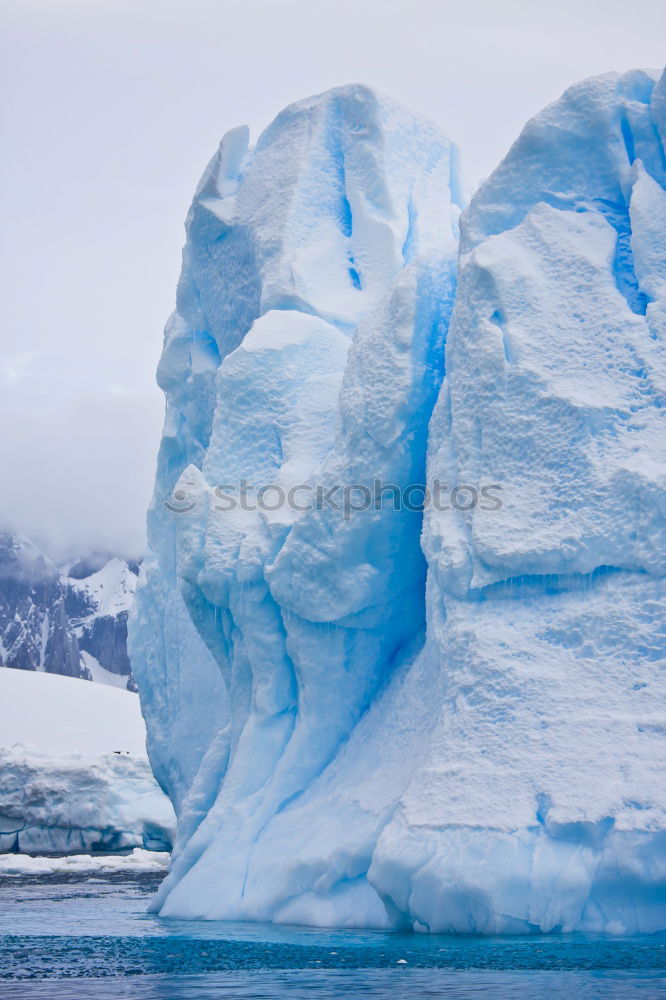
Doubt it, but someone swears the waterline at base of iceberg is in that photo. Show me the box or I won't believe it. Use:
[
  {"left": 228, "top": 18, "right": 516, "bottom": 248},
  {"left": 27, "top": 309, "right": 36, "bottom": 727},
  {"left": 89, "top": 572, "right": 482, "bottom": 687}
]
[{"left": 1, "top": 869, "right": 664, "bottom": 998}]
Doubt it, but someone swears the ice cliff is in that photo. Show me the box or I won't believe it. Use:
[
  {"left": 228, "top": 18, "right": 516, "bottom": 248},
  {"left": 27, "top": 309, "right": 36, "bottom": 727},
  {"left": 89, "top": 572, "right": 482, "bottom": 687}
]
[{"left": 130, "top": 73, "right": 666, "bottom": 933}]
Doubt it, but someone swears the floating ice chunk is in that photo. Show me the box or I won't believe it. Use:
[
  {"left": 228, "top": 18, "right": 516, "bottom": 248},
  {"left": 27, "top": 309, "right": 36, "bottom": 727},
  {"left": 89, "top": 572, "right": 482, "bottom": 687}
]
[{"left": 0, "top": 848, "right": 169, "bottom": 876}]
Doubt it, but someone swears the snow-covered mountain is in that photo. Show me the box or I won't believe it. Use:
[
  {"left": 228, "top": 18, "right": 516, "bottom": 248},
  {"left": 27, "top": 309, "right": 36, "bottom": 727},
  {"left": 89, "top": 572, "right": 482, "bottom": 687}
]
[
  {"left": 0, "top": 534, "right": 80, "bottom": 678},
  {"left": 130, "top": 72, "right": 666, "bottom": 934},
  {"left": 0, "top": 533, "right": 138, "bottom": 690}
]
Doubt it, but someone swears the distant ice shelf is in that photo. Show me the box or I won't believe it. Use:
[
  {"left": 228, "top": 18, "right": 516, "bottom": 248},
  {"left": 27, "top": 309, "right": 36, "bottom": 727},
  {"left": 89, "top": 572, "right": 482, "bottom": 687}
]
[
  {"left": 0, "top": 668, "right": 175, "bottom": 854},
  {"left": 0, "top": 848, "right": 169, "bottom": 876}
]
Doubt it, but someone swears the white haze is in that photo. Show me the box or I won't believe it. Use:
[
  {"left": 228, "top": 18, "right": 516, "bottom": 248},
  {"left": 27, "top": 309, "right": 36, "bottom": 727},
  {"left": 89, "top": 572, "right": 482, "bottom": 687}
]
[{"left": 1, "top": 0, "right": 664, "bottom": 559}]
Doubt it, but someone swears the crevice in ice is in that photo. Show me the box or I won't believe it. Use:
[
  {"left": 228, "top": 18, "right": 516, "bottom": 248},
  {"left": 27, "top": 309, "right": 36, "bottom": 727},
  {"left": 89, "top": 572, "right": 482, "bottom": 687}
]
[
  {"left": 401, "top": 197, "right": 416, "bottom": 264},
  {"left": 347, "top": 262, "right": 362, "bottom": 290},
  {"left": 535, "top": 793, "right": 616, "bottom": 849},
  {"left": 620, "top": 115, "right": 636, "bottom": 165},
  {"left": 339, "top": 194, "right": 353, "bottom": 239},
  {"left": 376, "top": 888, "right": 415, "bottom": 931},
  {"left": 447, "top": 141, "right": 465, "bottom": 217},
  {"left": 535, "top": 792, "right": 552, "bottom": 826},
  {"left": 505, "top": 183, "right": 650, "bottom": 317},
  {"left": 588, "top": 196, "right": 648, "bottom": 316},
  {"left": 321, "top": 92, "right": 368, "bottom": 299},
  {"left": 326, "top": 96, "right": 354, "bottom": 241},
  {"left": 547, "top": 816, "right": 616, "bottom": 849},
  {"left": 652, "top": 122, "right": 666, "bottom": 175},
  {"left": 172, "top": 725, "right": 232, "bottom": 853},
  {"left": 468, "top": 564, "right": 635, "bottom": 602},
  {"left": 490, "top": 308, "right": 512, "bottom": 364},
  {"left": 262, "top": 293, "right": 356, "bottom": 336}
]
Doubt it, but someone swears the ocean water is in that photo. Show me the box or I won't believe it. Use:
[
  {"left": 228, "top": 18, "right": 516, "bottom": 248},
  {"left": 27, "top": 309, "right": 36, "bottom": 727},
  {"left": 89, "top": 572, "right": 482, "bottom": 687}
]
[{"left": 1, "top": 869, "right": 664, "bottom": 998}]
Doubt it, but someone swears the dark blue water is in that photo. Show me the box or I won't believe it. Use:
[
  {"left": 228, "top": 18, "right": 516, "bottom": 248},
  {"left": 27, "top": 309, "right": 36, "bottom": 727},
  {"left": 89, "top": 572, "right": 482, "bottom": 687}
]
[{"left": 1, "top": 870, "right": 665, "bottom": 998}]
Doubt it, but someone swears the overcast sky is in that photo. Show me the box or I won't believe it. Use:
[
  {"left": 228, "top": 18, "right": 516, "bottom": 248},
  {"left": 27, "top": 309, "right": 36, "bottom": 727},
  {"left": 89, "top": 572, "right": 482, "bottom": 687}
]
[{"left": 1, "top": 0, "right": 664, "bottom": 560}]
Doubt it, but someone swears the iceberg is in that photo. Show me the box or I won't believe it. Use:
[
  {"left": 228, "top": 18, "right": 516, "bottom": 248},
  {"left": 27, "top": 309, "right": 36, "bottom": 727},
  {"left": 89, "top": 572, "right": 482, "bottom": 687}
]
[
  {"left": 0, "top": 668, "right": 175, "bottom": 853},
  {"left": 130, "top": 72, "right": 666, "bottom": 933},
  {"left": 0, "top": 847, "right": 169, "bottom": 876},
  {"left": 0, "top": 746, "right": 174, "bottom": 854}
]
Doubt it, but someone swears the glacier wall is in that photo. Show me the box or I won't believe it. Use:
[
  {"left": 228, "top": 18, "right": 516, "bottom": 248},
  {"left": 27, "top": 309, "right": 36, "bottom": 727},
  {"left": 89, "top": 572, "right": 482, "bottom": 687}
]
[{"left": 130, "top": 72, "right": 666, "bottom": 933}]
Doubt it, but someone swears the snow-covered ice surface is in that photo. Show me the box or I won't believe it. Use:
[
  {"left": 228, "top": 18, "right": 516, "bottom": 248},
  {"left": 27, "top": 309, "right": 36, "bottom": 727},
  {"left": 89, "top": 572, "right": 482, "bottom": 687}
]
[
  {"left": 0, "top": 667, "right": 146, "bottom": 754},
  {"left": 0, "top": 847, "right": 169, "bottom": 875},
  {"left": 0, "top": 668, "right": 175, "bottom": 853},
  {"left": 130, "top": 73, "right": 666, "bottom": 933}
]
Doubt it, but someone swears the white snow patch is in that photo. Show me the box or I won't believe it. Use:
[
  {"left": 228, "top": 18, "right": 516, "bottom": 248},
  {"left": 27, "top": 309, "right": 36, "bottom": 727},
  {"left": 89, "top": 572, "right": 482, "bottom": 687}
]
[
  {"left": 0, "top": 665, "right": 147, "bottom": 755},
  {"left": 81, "top": 650, "right": 129, "bottom": 690},
  {"left": 69, "top": 557, "right": 136, "bottom": 619},
  {"left": 0, "top": 848, "right": 169, "bottom": 876}
]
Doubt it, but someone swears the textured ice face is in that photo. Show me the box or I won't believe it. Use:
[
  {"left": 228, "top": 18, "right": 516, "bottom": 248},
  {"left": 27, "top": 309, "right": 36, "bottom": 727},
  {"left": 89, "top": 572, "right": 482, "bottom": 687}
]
[
  {"left": 425, "top": 68, "right": 666, "bottom": 597},
  {"left": 130, "top": 83, "right": 462, "bottom": 895},
  {"left": 407, "top": 67, "right": 666, "bottom": 934},
  {"left": 130, "top": 71, "right": 666, "bottom": 933}
]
